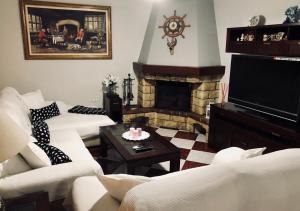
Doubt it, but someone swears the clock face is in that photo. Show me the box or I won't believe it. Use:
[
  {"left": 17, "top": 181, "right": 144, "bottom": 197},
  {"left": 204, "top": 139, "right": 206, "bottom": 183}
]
[{"left": 169, "top": 21, "right": 178, "bottom": 30}]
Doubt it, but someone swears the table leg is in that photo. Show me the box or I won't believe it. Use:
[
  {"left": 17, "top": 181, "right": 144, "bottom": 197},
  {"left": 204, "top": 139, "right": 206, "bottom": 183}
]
[
  {"left": 126, "top": 164, "right": 136, "bottom": 175},
  {"left": 100, "top": 139, "right": 108, "bottom": 157},
  {"left": 170, "top": 158, "right": 180, "bottom": 172}
]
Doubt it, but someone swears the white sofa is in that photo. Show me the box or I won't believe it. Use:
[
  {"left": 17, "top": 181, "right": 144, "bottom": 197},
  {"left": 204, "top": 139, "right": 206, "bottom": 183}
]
[
  {"left": 71, "top": 149, "right": 300, "bottom": 211},
  {"left": 0, "top": 87, "right": 115, "bottom": 201}
]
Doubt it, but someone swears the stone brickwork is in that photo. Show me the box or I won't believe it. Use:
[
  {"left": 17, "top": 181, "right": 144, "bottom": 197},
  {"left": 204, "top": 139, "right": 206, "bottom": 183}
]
[
  {"left": 138, "top": 74, "right": 221, "bottom": 116},
  {"left": 127, "top": 72, "right": 222, "bottom": 138},
  {"left": 138, "top": 79, "right": 155, "bottom": 108},
  {"left": 123, "top": 112, "right": 209, "bottom": 140}
]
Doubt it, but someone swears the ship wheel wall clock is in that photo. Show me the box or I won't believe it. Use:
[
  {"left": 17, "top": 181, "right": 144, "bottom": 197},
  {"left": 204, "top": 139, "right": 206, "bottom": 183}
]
[{"left": 159, "top": 10, "right": 191, "bottom": 55}]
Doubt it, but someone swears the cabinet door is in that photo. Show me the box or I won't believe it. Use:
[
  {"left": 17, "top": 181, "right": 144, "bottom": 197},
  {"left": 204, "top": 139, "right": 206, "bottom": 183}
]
[
  {"left": 208, "top": 118, "right": 234, "bottom": 150},
  {"left": 231, "top": 128, "right": 286, "bottom": 153},
  {"left": 258, "top": 42, "right": 289, "bottom": 56}
]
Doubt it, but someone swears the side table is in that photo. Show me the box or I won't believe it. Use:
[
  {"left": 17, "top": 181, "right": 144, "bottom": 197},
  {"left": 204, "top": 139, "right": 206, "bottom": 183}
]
[{"left": 4, "top": 192, "right": 50, "bottom": 211}]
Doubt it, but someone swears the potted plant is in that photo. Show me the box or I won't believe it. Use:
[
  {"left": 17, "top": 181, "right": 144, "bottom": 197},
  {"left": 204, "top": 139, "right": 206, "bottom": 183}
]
[{"left": 102, "top": 74, "right": 119, "bottom": 96}]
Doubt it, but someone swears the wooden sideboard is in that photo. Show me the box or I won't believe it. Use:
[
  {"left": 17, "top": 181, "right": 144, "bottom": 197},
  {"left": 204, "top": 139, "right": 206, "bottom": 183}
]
[
  {"left": 226, "top": 23, "right": 300, "bottom": 57},
  {"left": 208, "top": 103, "right": 300, "bottom": 153}
]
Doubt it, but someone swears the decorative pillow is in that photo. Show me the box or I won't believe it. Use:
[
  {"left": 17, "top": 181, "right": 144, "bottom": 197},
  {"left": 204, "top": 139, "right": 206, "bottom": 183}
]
[
  {"left": 30, "top": 102, "right": 60, "bottom": 123},
  {"left": 34, "top": 142, "right": 72, "bottom": 165},
  {"left": 22, "top": 90, "right": 45, "bottom": 110},
  {"left": 68, "top": 105, "right": 106, "bottom": 115},
  {"left": 32, "top": 121, "right": 50, "bottom": 144},
  {"left": 20, "top": 141, "right": 52, "bottom": 169},
  {"left": 0, "top": 154, "right": 32, "bottom": 178},
  {"left": 98, "top": 174, "right": 151, "bottom": 202},
  {"left": 211, "top": 147, "right": 266, "bottom": 165}
]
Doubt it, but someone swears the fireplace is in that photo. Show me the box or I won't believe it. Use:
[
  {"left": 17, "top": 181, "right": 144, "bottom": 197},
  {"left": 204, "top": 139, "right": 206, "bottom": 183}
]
[
  {"left": 122, "top": 63, "right": 225, "bottom": 136},
  {"left": 155, "top": 81, "right": 191, "bottom": 112}
]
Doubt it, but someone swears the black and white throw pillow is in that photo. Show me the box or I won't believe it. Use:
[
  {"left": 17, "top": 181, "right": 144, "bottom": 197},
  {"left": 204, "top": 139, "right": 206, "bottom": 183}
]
[
  {"left": 30, "top": 102, "right": 60, "bottom": 123},
  {"left": 68, "top": 105, "right": 106, "bottom": 115},
  {"left": 32, "top": 121, "right": 50, "bottom": 144},
  {"left": 34, "top": 142, "right": 72, "bottom": 165}
]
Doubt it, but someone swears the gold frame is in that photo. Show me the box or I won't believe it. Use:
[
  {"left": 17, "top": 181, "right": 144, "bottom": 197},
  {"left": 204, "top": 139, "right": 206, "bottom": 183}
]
[{"left": 19, "top": 0, "right": 112, "bottom": 60}]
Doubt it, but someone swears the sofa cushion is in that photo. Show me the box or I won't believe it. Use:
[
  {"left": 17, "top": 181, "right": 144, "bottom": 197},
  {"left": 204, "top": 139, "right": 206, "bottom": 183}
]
[
  {"left": 20, "top": 140, "right": 51, "bottom": 169},
  {"left": 0, "top": 155, "right": 32, "bottom": 178},
  {"left": 120, "top": 149, "right": 300, "bottom": 211},
  {"left": 46, "top": 113, "right": 115, "bottom": 139},
  {"left": 211, "top": 147, "right": 266, "bottom": 165},
  {"left": 0, "top": 100, "right": 32, "bottom": 135},
  {"left": 71, "top": 176, "right": 119, "bottom": 211},
  {"left": 32, "top": 121, "right": 50, "bottom": 144},
  {"left": 98, "top": 174, "right": 151, "bottom": 202},
  {"left": 34, "top": 142, "right": 72, "bottom": 165},
  {"left": 22, "top": 90, "right": 45, "bottom": 110},
  {"left": 0, "top": 87, "right": 29, "bottom": 114},
  {"left": 49, "top": 129, "right": 96, "bottom": 162},
  {"left": 30, "top": 102, "right": 60, "bottom": 123}
]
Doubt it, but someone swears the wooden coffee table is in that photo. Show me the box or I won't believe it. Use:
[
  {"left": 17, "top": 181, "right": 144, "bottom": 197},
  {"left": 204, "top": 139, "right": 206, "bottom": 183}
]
[{"left": 99, "top": 124, "right": 180, "bottom": 175}]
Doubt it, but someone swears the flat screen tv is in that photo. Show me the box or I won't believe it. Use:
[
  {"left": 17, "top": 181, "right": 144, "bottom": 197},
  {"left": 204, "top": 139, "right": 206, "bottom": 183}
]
[{"left": 228, "top": 55, "right": 300, "bottom": 123}]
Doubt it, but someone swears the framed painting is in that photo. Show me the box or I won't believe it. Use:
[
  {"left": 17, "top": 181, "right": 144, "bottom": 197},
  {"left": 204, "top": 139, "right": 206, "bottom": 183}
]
[{"left": 19, "top": 0, "right": 112, "bottom": 60}]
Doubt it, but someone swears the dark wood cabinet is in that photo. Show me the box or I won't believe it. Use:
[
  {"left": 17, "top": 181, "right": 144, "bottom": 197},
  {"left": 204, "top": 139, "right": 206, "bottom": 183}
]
[
  {"left": 226, "top": 23, "right": 300, "bottom": 57},
  {"left": 103, "top": 93, "right": 123, "bottom": 123},
  {"left": 4, "top": 192, "right": 50, "bottom": 211},
  {"left": 208, "top": 103, "right": 300, "bottom": 153}
]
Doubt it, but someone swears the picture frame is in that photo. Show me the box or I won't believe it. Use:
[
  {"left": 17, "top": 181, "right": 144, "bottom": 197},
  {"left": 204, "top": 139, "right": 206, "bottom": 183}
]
[{"left": 19, "top": 0, "right": 112, "bottom": 60}]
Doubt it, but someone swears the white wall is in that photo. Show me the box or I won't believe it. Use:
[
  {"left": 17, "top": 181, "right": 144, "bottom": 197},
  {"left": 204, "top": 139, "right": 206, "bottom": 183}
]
[
  {"left": 0, "top": 0, "right": 152, "bottom": 106},
  {"left": 214, "top": 0, "right": 300, "bottom": 87},
  {"left": 139, "top": 0, "right": 221, "bottom": 67}
]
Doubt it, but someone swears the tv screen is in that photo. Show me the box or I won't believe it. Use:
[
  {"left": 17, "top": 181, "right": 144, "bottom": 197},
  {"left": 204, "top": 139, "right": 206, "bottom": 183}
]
[{"left": 228, "top": 55, "right": 300, "bottom": 122}]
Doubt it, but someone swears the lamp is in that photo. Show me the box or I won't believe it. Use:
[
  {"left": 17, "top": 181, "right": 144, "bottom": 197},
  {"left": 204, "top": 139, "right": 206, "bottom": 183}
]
[{"left": 0, "top": 110, "right": 30, "bottom": 210}]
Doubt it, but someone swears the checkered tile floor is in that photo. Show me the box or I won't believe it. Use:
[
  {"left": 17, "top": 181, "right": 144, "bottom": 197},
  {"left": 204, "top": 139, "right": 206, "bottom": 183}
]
[
  {"left": 99, "top": 128, "right": 217, "bottom": 176},
  {"left": 154, "top": 128, "right": 216, "bottom": 172}
]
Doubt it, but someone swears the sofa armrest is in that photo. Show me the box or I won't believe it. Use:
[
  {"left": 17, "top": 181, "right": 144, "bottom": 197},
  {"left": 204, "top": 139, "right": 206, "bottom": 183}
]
[{"left": 0, "top": 160, "right": 102, "bottom": 201}]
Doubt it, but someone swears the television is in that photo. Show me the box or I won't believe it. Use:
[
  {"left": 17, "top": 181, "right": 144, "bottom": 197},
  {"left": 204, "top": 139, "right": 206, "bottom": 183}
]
[{"left": 228, "top": 55, "right": 300, "bottom": 123}]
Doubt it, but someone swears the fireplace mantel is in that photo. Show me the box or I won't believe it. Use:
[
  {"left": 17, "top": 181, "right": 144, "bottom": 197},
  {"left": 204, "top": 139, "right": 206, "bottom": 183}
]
[{"left": 133, "top": 62, "right": 225, "bottom": 77}]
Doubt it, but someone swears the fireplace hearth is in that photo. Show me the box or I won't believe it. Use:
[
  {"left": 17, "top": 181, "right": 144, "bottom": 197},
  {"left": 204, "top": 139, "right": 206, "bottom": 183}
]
[{"left": 155, "top": 81, "right": 191, "bottom": 112}]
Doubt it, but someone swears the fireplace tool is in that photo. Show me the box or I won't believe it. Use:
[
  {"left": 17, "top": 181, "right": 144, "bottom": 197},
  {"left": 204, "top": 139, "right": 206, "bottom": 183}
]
[{"left": 123, "top": 74, "right": 134, "bottom": 107}]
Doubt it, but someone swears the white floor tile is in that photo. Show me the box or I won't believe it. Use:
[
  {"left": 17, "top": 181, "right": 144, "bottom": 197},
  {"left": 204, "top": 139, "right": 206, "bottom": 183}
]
[
  {"left": 156, "top": 128, "right": 178, "bottom": 137},
  {"left": 170, "top": 138, "right": 195, "bottom": 149},
  {"left": 196, "top": 134, "right": 207, "bottom": 142},
  {"left": 156, "top": 159, "right": 185, "bottom": 171},
  {"left": 186, "top": 150, "right": 215, "bottom": 164}
]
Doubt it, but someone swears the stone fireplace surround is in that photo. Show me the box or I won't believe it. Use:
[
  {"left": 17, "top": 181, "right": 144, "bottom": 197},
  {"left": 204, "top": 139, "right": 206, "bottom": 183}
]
[{"left": 123, "top": 63, "right": 225, "bottom": 139}]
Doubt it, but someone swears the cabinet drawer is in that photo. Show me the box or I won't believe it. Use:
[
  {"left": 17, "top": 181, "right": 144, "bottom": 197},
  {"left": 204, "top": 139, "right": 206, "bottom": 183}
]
[
  {"left": 110, "top": 102, "right": 122, "bottom": 110},
  {"left": 258, "top": 42, "right": 289, "bottom": 56},
  {"left": 231, "top": 129, "right": 286, "bottom": 153}
]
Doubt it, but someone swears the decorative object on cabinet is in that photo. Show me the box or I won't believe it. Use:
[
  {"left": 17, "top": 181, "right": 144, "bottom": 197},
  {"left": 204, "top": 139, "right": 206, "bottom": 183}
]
[
  {"left": 220, "top": 83, "right": 228, "bottom": 106},
  {"left": 158, "top": 10, "right": 191, "bottom": 55},
  {"left": 122, "top": 74, "right": 135, "bottom": 107},
  {"left": 262, "top": 32, "right": 287, "bottom": 42},
  {"left": 102, "top": 74, "right": 119, "bottom": 95},
  {"left": 249, "top": 15, "right": 266, "bottom": 26},
  {"left": 283, "top": 5, "right": 299, "bottom": 24},
  {"left": 19, "top": 0, "right": 112, "bottom": 60}
]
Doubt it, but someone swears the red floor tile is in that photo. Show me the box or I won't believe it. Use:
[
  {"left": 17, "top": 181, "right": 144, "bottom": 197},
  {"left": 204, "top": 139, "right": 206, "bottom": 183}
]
[
  {"left": 192, "top": 142, "right": 216, "bottom": 153},
  {"left": 181, "top": 161, "right": 208, "bottom": 170},
  {"left": 180, "top": 148, "right": 190, "bottom": 160},
  {"left": 174, "top": 131, "right": 198, "bottom": 140}
]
